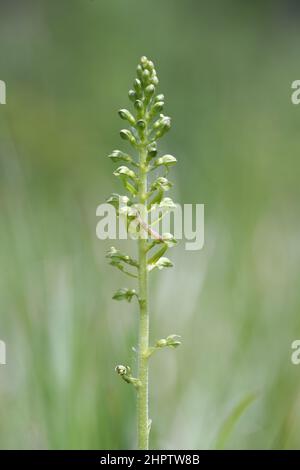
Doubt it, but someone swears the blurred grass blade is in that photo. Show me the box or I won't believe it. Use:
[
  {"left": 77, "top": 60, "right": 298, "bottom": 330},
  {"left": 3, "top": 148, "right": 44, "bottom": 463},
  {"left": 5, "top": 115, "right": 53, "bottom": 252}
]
[{"left": 215, "top": 393, "right": 258, "bottom": 450}]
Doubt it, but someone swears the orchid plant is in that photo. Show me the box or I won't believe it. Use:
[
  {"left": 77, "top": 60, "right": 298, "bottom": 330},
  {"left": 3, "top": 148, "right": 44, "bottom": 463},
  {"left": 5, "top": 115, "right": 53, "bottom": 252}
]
[{"left": 106, "top": 56, "right": 180, "bottom": 450}]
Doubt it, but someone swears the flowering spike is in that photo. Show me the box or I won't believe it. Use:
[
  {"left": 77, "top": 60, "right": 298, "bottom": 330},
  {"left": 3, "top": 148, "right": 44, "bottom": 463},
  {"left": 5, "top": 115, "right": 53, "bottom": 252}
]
[{"left": 105, "top": 57, "right": 181, "bottom": 450}]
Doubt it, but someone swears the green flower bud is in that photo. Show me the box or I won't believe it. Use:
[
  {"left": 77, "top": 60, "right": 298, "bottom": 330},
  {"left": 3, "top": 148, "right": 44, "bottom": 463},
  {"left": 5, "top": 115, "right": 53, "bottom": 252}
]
[
  {"left": 147, "top": 60, "right": 154, "bottom": 71},
  {"left": 136, "top": 119, "right": 146, "bottom": 130},
  {"left": 151, "top": 75, "right": 159, "bottom": 86},
  {"left": 133, "top": 78, "right": 142, "bottom": 96},
  {"left": 106, "top": 193, "right": 130, "bottom": 209},
  {"left": 113, "top": 165, "right": 137, "bottom": 181},
  {"left": 150, "top": 101, "right": 164, "bottom": 117},
  {"left": 154, "top": 116, "right": 171, "bottom": 139},
  {"left": 153, "top": 115, "right": 163, "bottom": 130},
  {"left": 120, "top": 129, "right": 137, "bottom": 146},
  {"left": 156, "top": 257, "right": 173, "bottom": 269},
  {"left": 136, "top": 64, "right": 143, "bottom": 79},
  {"left": 115, "top": 365, "right": 128, "bottom": 376},
  {"left": 134, "top": 100, "right": 143, "bottom": 112},
  {"left": 166, "top": 334, "right": 181, "bottom": 348},
  {"left": 142, "top": 69, "right": 150, "bottom": 83},
  {"left": 140, "top": 56, "right": 148, "bottom": 67},
  {"left": 158, "top": 197, "right": 176, "bottom": 209},
  {"left": 145, "top": 84, "right": 155, "bottom": 97},
  {"left": 108, "top": 149, "right": 132, "bottom": 164},
  {"left": 118, "top": 109, "right": 135, "bottom": 125},
  {"left": 162, "top": 232, "right": 177, "bottom": 247},
  {"left": 155, "top": 94, "right": 164, "bottom": 102},
  {"left": 154, "top": 334, "right": 181, "bottom": 349},
  {"left": 148, "top": 256, "right": 173, "bottom": 271},
  {"left": 118, "top": 205, "right": 136, "bottom": 218},
  {"left": 154, "top": 154, "right": 177, "bottom": 168},
  {"left": 155, "top": 126, "right": 170, "bottom": 139},
  {"left": 128, "top": 89, "right": 137, "bottom": 102},
  {"left": 150, "top": 176, "right": 172, "bottom": 192},
  {"left": 153, "top": 114, "right": 171, "bottom": 130},
  {"left": 147, "top": 142, "right": 157, "bottom": 160},
  {"left": 156, "top": 339, "right": 167, "bottom": 348},
  {"left": 106, "top": 246, "right": 139, "bottom": 267},
  {"left": 113, "top": 288, "right": 137, "bottom": 302},
  {"left": 115, "top": 364, "right": 140, "bottom": 387}
]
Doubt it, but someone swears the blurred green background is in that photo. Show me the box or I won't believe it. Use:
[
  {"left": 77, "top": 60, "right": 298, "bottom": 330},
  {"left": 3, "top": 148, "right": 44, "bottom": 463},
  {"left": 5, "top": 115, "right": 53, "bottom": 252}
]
[{"left": 0, "top": 0, "right": 300, "bottom": 450}]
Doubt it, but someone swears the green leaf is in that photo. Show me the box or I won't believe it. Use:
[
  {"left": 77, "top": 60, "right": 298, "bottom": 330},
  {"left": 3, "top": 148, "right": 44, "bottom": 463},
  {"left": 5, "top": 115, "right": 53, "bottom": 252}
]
[
  {"left": 112, "top": 288, "right": 138, "bottom": 302},
  {"left": 147, "top": 189, "right": 163, "bottom": 208},
  {"left": 148, "top": 245, "right": 167, "bottom": 266},
  {"left": 122, "top": 180, "right": 137, "bottom": 196},
  {"left": 215, "top": 393, "right": 258, "bottom": 450}
]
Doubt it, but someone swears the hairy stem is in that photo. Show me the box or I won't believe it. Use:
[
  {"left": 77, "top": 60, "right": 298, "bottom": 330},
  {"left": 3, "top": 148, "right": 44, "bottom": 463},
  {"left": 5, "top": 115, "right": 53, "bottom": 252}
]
[{"left": 137, "top": 143, "right": 149, "bottom": 450}]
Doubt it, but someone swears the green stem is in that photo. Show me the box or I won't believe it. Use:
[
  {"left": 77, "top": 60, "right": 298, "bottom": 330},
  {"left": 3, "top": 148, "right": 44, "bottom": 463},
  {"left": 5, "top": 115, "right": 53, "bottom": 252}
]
[{"left": 137, "top": 143, "right": 149, "bottom": 450}]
